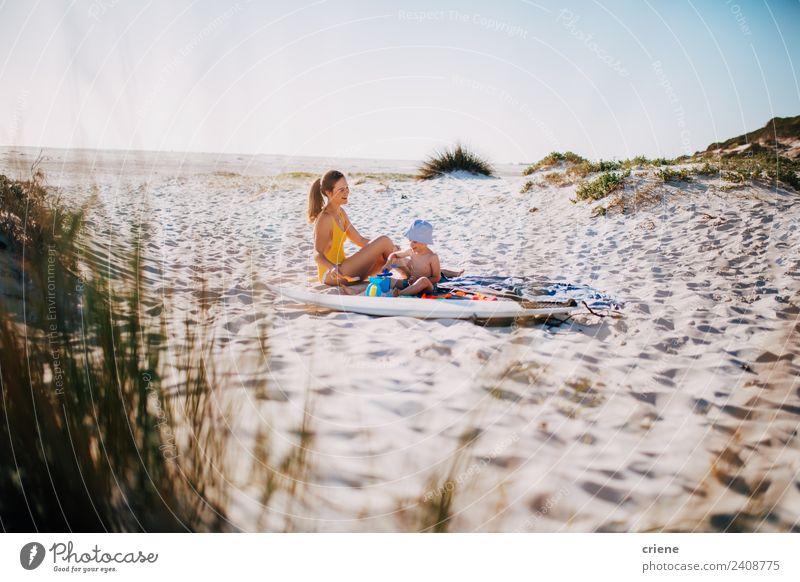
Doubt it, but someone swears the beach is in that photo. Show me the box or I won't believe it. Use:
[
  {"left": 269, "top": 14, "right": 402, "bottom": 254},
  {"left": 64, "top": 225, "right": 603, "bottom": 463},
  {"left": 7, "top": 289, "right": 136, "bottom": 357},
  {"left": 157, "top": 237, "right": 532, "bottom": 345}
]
[{"left": 1, "top": 146, "right": 798, "bottom": 532}]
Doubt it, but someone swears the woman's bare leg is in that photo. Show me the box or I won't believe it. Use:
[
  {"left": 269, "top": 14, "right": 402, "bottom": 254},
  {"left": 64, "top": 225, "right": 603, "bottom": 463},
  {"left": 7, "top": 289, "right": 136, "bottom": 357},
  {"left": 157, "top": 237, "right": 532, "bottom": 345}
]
[
  {"left": 322, "top": 270, "right": 369, "bottom": 294},
  {"left": 366, "top": 256, "right": 386, "bottom": 277},
  {"left": 338, "top": 282, "right": 369, "bottom": 295},
  {"left": 338, "top": 236, "right": 394, "bottom": 280}
]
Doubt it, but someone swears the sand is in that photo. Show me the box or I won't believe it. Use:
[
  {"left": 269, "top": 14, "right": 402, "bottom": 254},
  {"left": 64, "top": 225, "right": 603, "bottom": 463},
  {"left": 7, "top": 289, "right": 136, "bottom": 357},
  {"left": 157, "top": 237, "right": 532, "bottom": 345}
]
[{"left": 2, "top": 146, "right": 798, "bottom": 532}]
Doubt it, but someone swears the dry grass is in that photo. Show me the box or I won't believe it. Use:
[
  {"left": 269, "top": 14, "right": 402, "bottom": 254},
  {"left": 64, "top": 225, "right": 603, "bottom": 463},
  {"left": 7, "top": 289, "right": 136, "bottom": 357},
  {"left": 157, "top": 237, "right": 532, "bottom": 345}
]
[
  {"left": 395, "top": 425, "right": 483, "bottom": 533},
  {"left": 417, "top": 143, "right": 494, "bottom": 180},
  {"left": 0, "top": 169, "right": 239, "bottom": 530},
  {"left": 523, "top": 151, "right": 587, "bottom": 175},
  {"left": 0, "top": 167, "right": 335, "bottom": 532},
  {"left": 0, "top": 155, "right": 78, "bottom": 259},
  {"left": 0, "top": 218, "right": 236, "bottom": 530}
]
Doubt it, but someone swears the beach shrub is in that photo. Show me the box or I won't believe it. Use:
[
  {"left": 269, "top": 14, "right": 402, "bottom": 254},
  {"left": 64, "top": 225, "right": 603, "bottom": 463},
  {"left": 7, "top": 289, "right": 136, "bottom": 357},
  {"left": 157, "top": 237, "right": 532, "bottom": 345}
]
[
  {"left": 765, "top": 163, "right": 800, "bottom": 191},
  {"left": 575, "top": 170, "right": 630, "bottom": 201},
  {"left": 694, "top": 162, "right": 719, "bottom": 176},
  {"left": 722, "top": 169, "right": 747, "bottom": 184},
  {"left": 658, "top": 167, "right": 693, "bottom": 182},
  {"left": 417, "top": 143, "right": 494, "bottom": 180},
  {"left": 520, "top": 180, "right": 535, "bottom": 193},
  {"left": 744, "top": 154, "right": 799, "bottom": 191},
  {"left": 586, "top": 159, "right": 623, "bottom": 172},
  {"left": 649, "top": 157, "right": 675, "bottom": 167},
  {"left": 627, "top": 155, "right": 650, "bottom": 167}
]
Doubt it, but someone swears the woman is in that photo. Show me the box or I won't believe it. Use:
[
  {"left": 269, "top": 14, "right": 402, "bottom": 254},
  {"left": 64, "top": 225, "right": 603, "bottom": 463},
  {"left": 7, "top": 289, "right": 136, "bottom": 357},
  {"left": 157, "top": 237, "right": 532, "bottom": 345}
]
[{"left": 308, "top": 170, "right": 396, "bottom": 287}]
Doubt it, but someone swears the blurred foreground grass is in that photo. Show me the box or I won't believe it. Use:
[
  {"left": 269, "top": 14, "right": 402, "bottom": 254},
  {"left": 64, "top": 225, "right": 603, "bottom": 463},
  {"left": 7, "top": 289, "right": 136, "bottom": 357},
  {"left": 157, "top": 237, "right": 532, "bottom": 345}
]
[{"left": 0, "top": 168, "right": 234, "bottom": 531}]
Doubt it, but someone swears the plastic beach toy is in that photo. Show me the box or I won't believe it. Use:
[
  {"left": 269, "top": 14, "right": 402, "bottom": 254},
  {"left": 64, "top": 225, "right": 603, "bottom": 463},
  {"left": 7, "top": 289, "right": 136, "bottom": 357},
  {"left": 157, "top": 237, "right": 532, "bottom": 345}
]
[{"left": 365, "top": 269, "right": 393, "bottom": 297}]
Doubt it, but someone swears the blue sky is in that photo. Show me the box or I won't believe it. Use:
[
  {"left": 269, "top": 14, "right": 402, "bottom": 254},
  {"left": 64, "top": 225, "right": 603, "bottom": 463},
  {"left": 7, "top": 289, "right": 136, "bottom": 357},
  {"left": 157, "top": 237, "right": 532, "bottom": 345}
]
[{"left": 1, "top": 0, "right": 799, "bottom": 163}]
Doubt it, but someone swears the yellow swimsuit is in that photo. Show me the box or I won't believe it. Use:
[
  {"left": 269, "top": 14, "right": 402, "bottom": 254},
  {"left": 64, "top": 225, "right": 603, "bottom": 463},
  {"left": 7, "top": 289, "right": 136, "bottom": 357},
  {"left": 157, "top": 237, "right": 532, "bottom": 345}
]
[{"left": 317, "top": 210, "right": 348, "bottom": 282}]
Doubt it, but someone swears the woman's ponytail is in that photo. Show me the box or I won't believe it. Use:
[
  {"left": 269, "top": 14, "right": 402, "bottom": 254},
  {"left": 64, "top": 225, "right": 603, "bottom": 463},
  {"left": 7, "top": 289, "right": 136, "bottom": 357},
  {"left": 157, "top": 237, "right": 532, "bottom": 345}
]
[
  {"left": 307, "top": 170, "right": 345, "bottom": 223},
  {"left": 307, "top": 177, "right": 324, "bottom": 223}
]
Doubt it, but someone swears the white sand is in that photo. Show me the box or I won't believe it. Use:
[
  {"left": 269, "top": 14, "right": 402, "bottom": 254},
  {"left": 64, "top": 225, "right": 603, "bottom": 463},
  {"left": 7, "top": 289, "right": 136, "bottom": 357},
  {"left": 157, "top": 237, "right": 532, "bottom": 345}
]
[{"left": 2, "top": 146, "right": 798, "bottom": 532}]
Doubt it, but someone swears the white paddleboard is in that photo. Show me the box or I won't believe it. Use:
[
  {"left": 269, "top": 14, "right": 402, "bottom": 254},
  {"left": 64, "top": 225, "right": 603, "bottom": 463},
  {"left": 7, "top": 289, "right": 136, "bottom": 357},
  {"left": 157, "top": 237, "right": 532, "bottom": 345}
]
[{"left": 273, "top": 285, "right": 581, "bottom": 321}]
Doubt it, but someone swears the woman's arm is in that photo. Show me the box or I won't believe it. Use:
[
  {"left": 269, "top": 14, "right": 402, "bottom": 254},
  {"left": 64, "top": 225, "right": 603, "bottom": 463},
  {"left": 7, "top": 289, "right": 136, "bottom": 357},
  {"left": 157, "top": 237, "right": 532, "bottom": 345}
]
[{"left": 340, "top": 210, "right": 370, "bottom": 247}]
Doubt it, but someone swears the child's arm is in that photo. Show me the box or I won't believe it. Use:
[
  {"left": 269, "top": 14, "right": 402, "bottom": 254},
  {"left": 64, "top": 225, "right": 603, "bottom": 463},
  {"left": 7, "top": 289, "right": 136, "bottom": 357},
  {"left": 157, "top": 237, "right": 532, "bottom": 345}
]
[
  {"left": 430, "top": 254, "right": 441, "bottom": 284},
  {"left": 384, "top": 248, "right": 412, "bottom": 269}
]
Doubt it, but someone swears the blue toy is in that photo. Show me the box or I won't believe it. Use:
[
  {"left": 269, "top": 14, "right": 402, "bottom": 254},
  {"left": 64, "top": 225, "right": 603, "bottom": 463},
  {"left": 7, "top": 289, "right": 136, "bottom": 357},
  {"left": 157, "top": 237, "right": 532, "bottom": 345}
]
[{"left": 365, "top": 268, "right": 393, "bottom": 297}]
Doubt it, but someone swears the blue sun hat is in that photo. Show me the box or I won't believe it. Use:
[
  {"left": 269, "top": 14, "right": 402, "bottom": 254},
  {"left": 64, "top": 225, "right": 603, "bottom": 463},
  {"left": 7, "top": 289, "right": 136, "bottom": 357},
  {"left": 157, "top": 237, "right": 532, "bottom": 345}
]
[{"left": 404, "top": 219, "right": 434, "bottom": 245}]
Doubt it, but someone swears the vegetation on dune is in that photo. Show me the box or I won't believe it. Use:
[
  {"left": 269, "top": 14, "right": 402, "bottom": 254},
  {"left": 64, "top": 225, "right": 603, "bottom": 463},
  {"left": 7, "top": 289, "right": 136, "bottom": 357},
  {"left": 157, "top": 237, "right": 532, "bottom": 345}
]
[
  {"left": 351, "top": 172, "right": 415, "bottom": 182},
  {"left": 694, "top": 162, "right": 719, "bottom": 176},
  {"left": 575, "top": 169, "right": 631, "bottom": 201},
  {"left": 523, "top": 152, "right": 683, "bottom": 179},
  {"left": 522, "top": 141, "right": 798, "bottom": 213},
  {"left": 657, "top": 167, "right": 693, "bottom": 183},
  {"left": 274, "top": 171, "right": 318, "bottom": 180},
  {"left": 587, "top": 159, "right": 623, "bottom": 172},
  {"left": 643, "top": 157, "right": 676, "bottom": 167},
  {"left": 417, "top": 143, "right": 494, "bottom": 180},
  {"left": 543, "top": 171, "right": 573, "bottom": 187},
  {"left": 522, "top": 151, "right": 587, "bottom": 175},
  {"left": 712, "top": 152, "right": 800, "bottom": 191}
]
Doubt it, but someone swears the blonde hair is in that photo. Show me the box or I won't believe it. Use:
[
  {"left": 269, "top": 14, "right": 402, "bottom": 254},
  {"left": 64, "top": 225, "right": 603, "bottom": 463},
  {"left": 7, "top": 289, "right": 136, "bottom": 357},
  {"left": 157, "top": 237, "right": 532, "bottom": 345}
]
[{"left": 307, "top": 170, "right": 345, "bottom": 223}]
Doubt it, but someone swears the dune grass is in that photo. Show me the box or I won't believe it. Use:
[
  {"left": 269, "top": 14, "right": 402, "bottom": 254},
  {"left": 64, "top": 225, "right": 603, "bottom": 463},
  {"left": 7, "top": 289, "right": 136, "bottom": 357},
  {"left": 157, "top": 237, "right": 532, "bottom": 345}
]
[
  {"left": 417, "top": 143, "right": 494, "bottom": 180},
  {"left": 0, "top": 169, "right": 241, "bottom": 531},
  {"left": 395, "top": 426, "right": 483, "bottom": 533},
  {"left": 529, "top": 147, "right": 798, "bottom": 211},
  {"left": 0, "top": 166, "right": 339, "bottom": 532},
  {"left": 0, "top": 155, "right": 75, "bottom": 258},
  {"left": 0, "top": 216, "right": 230, "bottom": 530}
]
